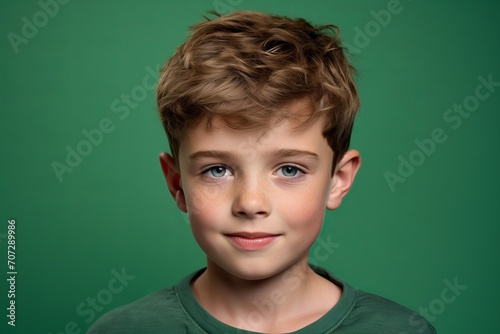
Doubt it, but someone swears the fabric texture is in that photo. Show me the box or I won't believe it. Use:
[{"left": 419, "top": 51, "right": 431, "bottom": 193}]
[{"left": 87, "top": 266, "right": 436, "bottom": 333}]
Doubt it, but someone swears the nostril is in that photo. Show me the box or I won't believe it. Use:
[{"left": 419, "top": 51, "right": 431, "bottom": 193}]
[
  {"left": 234, "top": 209, "right": 270, "bottom": 218},
  {"left": 236, "top": 210, "right": 248, "bottom": 217}
]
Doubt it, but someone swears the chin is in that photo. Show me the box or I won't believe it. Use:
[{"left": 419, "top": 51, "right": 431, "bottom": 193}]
[
  {"left": 230, "top": 270, "right": 277, "bottom": 281},
  {"left": 220, "top": 259, "right": 292, "bottom": 281}
]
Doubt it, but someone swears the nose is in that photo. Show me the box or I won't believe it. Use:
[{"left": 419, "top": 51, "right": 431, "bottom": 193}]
[{"left": 232, "top": 176, "right": 271, "bottom": 219}]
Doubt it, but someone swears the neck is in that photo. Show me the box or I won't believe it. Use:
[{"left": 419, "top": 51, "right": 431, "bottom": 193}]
[{"left": 191, "top": 258, "right": 341, "bottom": 332}]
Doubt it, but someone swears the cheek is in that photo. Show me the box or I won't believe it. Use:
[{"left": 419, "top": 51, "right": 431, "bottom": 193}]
[
  {"left": 185, "top": 192, "right": 224, "bottom": 252},
  {"left": 183, "top": 183, "right": 228, "bottom": 232},
  {"left": 184, "top": 183, "right": 224, "bottom": 217},
  {"left": 281, "top": 185, "right": 328, "bottom": 231}
]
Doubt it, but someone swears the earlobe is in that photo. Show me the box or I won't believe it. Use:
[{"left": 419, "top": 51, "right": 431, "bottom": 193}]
[
  {"left": 159, "top": 152, "right": 187, "bottom": 212},
  {"left": 326, "top": 150, "right": 361, "bottom": 210}
]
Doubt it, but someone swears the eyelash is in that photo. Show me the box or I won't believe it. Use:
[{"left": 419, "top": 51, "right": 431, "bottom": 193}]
[
  {"left": 200, "top": 164, "right": 306, "bottom": 181},
  {"left": 201, "top": 166, "right": 233, "bottom": 181},
  {"left": 276, "top": 165, "right": 306, "bottom": 180}
]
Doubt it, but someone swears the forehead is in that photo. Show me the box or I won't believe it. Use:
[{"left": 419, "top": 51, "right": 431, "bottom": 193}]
[
  {"left": 178, "top": 113, "right": 330, "bottom": 162},
  {"left": 182, "top": 96, "right": 324, "bottom": 146}
]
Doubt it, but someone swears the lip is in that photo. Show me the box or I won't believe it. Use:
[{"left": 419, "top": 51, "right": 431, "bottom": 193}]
[{"left": 224, "top": 232, "right": 281, "bottom": 251}]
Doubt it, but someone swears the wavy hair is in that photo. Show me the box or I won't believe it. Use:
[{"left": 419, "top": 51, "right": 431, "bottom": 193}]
[{"left": 157, "top": 10, "right": 359, "bottom": 171}]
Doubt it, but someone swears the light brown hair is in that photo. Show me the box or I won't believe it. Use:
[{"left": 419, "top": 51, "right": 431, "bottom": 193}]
[{"left": 157, "top": 10, "right": 359, "bottom": 171}]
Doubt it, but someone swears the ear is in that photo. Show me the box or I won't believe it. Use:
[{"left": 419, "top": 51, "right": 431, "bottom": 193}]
[
  {"left": 326, "top": 150, "right": 361, "bottom": 210},
  {"left": 159, "top": 152, "right": 187, "bottom": 212}
]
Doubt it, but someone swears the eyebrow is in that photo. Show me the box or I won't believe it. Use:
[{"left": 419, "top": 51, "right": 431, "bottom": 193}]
[
  {"left": 188, "top": 149, "right": 319, "bottom": 161},
  {"left": 188, "top": 150, "right": 238, "bottom": 161},
  {"left": 268, "top": 149, "right": 319, "bottom": 160}
]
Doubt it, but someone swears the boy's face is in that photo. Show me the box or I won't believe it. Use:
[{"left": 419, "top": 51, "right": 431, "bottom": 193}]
[{"left": 161, "top": 98, "right": 360, "bottom": 280}]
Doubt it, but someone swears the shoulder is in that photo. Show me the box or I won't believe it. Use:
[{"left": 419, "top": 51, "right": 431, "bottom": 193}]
[
  {"left": 85, "top": 285, "right": 190, "bottom": 334},
  {"left": 346, "top": 290, "right": 436, "bottom": 333},
  {"left": 310, "top": 265, "right": 436, "bottom": 333}
]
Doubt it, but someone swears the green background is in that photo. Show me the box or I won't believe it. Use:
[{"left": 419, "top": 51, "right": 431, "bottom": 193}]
[{"left": 1, "top": 0, "right": 499, "bottom": 333}]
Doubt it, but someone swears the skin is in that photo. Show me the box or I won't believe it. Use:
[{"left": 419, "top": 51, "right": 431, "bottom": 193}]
[{"left": 160, "top": 98, "right": 361, "bottom": 333}]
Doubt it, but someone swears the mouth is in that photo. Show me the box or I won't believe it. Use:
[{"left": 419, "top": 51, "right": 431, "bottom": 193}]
[{"left": 224, "top": 232, "right": 281, "bottom": 251}]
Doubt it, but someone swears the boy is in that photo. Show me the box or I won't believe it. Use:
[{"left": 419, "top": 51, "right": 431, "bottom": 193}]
[{"left": 88, "top": 10, "right": 436, "bottom": 333}]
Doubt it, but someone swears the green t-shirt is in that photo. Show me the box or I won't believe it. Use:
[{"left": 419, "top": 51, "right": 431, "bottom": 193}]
[{"left": 86, "top": 266, "right": 436, "bottom": 333}]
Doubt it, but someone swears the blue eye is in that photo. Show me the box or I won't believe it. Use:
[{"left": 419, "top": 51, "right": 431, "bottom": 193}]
[
  {"left": 206, "top": 166, "right": 228, "bottom": 178},
  {"left": 278, "top": 165, "right": 301, "bottom": 178}
]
